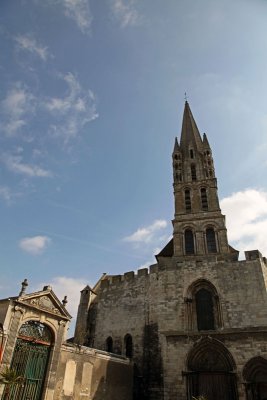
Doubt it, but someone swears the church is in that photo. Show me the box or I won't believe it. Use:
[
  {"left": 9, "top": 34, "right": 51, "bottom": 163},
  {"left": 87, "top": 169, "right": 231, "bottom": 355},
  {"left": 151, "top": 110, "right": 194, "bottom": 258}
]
[{"left": 1, "top": 101, "right": 267, "bottom": 400}]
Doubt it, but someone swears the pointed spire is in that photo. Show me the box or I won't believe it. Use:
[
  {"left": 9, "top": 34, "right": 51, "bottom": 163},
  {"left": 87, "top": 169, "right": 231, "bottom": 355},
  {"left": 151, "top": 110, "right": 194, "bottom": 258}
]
[
  {"left": 81, "top": 285, "right": 92, "bottom": 293},
  {"left": 173, "top": 137, "right": 180, "bottom": 153},
  {"left": 180, "top": 101, "right": 203, "bottom": 152},
  {"left": 203, "top": 133, "right": 211, "bottom": 149}
]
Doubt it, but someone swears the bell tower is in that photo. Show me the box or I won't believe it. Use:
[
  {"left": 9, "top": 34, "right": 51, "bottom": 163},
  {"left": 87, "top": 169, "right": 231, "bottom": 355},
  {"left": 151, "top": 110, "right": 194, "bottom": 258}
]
[{"left": 172, "top": 101, "right": 238, "bottom": 260}]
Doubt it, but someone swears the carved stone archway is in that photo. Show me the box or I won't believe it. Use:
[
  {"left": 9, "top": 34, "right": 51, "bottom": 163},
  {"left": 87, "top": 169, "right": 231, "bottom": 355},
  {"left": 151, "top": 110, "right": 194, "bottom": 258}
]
[
  {"left": 243, "top": 357, "right": 267, "bottom": 400},
  {"left": 5, "top": 321, "right": 53, "bottom": 400},
  {"left": 186, "top": 337, "right": 238, "bottom": 400}
]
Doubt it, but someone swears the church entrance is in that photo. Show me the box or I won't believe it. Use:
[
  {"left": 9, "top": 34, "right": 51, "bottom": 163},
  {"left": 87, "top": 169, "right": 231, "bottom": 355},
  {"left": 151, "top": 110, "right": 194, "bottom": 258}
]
[
  {"left": 5, "top": 321, "right": 52, "bottom": 400},
  {"left": 243, "top": 357, "right": 267, "bottom": 400},
  {"left": 186, "top": 337, "right": 238, "bottom": 400}
]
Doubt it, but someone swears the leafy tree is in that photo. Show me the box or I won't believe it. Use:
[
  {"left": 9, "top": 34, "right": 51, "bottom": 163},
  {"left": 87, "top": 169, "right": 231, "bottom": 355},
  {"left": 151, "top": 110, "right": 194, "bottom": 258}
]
[{"left": 0, "top": 367, "right": 24, "bottom": 400}]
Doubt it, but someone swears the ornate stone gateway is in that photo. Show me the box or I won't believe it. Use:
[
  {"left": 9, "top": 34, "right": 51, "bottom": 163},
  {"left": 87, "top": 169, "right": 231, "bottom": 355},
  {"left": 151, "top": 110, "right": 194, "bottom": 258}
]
[{"left": 7, "top": 321, "right": 52, "bottom": 400}]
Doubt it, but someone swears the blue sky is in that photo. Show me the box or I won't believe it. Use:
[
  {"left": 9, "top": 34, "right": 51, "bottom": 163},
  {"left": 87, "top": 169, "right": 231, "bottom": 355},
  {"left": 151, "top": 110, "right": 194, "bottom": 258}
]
[{"left": 1, "top": 0, "right": 267, "bottom": 326}]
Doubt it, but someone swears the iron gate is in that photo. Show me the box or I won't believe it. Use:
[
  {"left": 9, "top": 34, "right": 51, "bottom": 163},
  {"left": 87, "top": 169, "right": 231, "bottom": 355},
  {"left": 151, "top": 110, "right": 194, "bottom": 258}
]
[{"left": 5, "top": 321, "right": 52, "bottom": 400}]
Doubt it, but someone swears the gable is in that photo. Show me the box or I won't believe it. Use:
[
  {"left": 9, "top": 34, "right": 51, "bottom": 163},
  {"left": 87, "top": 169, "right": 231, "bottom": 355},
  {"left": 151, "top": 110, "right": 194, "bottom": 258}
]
[{"left": 17, "top": 290, "right": 71, "bottom": 320}]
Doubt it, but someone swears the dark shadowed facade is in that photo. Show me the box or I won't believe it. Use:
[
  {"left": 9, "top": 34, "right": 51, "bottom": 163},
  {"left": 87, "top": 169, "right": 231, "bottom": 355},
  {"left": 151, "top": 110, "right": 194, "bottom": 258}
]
[{"left": 74, "top": 102, "right": 267, "bottom": 400}]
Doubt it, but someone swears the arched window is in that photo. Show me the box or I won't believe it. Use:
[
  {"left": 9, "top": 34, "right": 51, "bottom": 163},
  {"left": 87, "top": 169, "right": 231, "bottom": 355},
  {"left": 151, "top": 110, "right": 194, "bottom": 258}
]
[
  {"left": 185, "top": 229, "right": 194, "bottom": 255},
  {"left": 124, "top": 334, "right": 133, "bottom": 358},
  {"left": 190, "top": 149, "right": 194, "bottom": 159},
  {"left": 206, "top": 228, "right": 217, "bottom": 253},
  {"left": 201, "top": 188, "right": 208, "bottom": 211},
  {"left": 106, "top": 336, "right": 113, "bottom": 353},
  {"left": 196, "top": 288, "right": 215, "bottom": 330},
  {"left": 185, "top": 279, "right": 223, "bottom": 332},
  {"left": 191, "top": 164, "right": 197, "bottom": 181},
  {"left": 184, "top": 189, "right": 191, "bottom": 213}
]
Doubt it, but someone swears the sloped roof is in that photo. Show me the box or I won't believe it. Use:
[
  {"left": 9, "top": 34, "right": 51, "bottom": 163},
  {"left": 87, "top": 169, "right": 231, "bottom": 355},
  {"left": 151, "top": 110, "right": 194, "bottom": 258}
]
[{"left": 156, "top": 238, "right": 174, "bottom": 258}]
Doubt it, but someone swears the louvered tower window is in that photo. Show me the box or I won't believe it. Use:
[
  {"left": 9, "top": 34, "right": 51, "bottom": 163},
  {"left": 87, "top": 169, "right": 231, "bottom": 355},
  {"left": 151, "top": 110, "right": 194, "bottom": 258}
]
[
  {"left": 206, "top": 228, "right": 217, "bottom": 253},
  {"left": 184, "top": 190, "right": 191, "bottom": 213},
  {"left": 196, "top": 288, "right": 215, "bottom": 330},
  {"left": 201, "top": 188, "right": 208, "bottom": 211},
  {"left": 185, "top": 229, "right": 195, "bottom": 255},
  {"left": 191, "top": 164, "right": 197, "bottom": 181}
]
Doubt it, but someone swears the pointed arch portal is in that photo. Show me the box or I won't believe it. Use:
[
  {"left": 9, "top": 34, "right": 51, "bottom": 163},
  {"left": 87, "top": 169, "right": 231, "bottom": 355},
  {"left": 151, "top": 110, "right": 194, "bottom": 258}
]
[
  {"left": 243, "top": 357, "right": 267, "bottom": 400},
  {"left": 186, "top": 338, "right": 237, "bottom": 400},
  {"left": 6, "top": 321, "right": 52, "bottom": 400}
]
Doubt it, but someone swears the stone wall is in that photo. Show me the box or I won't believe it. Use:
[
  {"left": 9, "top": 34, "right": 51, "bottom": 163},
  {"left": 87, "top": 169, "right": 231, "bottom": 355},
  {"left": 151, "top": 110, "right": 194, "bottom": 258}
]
[
  {"left": 53, "top": 343, "right": 133, "bottom": 400},
  {"left": 84, "top": 253, "right": 267, "bottom": 399},
  {"left": 163, "top": 332, "right": 267, "bottom": 400}
]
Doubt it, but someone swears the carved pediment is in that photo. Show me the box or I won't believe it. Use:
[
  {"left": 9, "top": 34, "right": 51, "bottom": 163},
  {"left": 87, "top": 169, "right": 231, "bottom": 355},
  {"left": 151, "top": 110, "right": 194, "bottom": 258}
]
[
  {"left": 27, "top": 296, "right": 61, "bottom": 314},
  {"left": 18, "top": 290, "right": 71, "bottom": 320}
]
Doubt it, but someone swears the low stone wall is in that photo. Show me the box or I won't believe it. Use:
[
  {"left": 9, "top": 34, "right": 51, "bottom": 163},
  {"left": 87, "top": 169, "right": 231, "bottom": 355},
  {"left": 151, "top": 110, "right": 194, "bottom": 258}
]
[{"left": 52, "top": 343, "right": 133, "bottom": 400}]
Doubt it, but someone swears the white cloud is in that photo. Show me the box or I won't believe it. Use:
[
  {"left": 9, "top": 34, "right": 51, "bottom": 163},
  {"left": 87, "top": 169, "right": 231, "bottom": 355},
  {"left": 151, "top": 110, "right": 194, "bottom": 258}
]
[
  {"left": 2, "top": 154, "right": 52, "bottom": 178},
  {"left": 124, "top": 219, "right": 167, "bottom": 244},
  {"left": 1, "top": 83, "right": 35, "bottom": 136},
  {"left": 19, "top": 236, "right": 51, "bottom": 255},
  {"left": 221, "top": 189, "right": 267, "bottom": 257},
  {"left": 44, "top": 72, "right": 98, "bottom": 142},
  {"left": 37, "top": 276, "right": 88, "bottom": 332},
  {"left": 15, "top": 34, "right": 49, "bottom": 61},
  {"left": 58, "top": 0, "right": 92, "bottom": 33},
  {"left": 0, "top": 186, "right": 12, "bottom": 203},
  {"left": 110, "top": 0, "right": 141, "bottom": 27}
]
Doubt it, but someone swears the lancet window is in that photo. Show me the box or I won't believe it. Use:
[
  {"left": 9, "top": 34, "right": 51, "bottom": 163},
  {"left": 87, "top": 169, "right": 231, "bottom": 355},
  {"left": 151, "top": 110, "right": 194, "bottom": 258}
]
[
  {"left": 185, "top": 280, "right": 223, "bottom": 332},
  {"left": 191, "top": 164, "right": 197, "bottom": 181},
  {"left": 201, "top": 188, "right": 208, "bottom": 211},
  {"left": 124, "top": 334, "right": 133, "bottom": 358},
  {"left": 184, "top": 229, "right": 195, "bottom": 255},
  {"left": 184, "top": 189, "right": 191, "bottom": 213},
  {"left": 206, "top": 228, "right": 217, "bottom": 253},
  {"left": 106, "top": 336, "right": 113, "bottom": 353}
]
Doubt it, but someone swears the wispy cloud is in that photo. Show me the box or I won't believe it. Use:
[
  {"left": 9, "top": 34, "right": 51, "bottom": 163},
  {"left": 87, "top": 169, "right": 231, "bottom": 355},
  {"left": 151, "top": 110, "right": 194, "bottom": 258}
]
[
  {"left": 57, "top": 0, "right": 92, "bottom": 33},
  {"left": 2, "top": 154, "right": 53, "bottom": 178},
  {"left": 110, "top": 0, "right": 141, "bottom": 28},
  {"left": 15, "top": 34, "right": 49, "bottom": 61},
  {"left": 19, "top": 235, "right": 51, "bottom": 255},
  {"left": 124, "top": 219, "right": 168, "bottom": 244},
  {"left": 0, "top": 186, "right": 12, "bottom": 204},
  {"left": 221, "top": 189, "right": 267, "bottom": 257},
  {"left": 1, "top": 83, "right": 35, "bottom": 136},
  {"left": 44, "top": 72, "right": 98, "bottom": 143}
]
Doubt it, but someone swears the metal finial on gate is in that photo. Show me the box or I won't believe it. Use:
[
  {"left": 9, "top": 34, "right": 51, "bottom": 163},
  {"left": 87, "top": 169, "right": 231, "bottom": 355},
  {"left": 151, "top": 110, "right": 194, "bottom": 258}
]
[
  {"left": 62, "top": 296, "right": 68, "bottom": 307},
  {"left": 19, "top": 278, "right": 28, "bottom": 297}
]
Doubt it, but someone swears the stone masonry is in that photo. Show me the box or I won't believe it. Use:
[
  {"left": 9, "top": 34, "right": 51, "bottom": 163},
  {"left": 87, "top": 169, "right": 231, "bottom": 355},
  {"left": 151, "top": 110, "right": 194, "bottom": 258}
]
[{"left": 74, "top": 102, "right": 267, "bottom": 400}]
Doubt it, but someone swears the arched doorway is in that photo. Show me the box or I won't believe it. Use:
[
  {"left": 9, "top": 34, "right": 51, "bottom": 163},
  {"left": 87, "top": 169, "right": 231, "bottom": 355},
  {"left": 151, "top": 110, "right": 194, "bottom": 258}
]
[
  {"left": 243, "top": 357, "right": 267, "bottom": 400},
  {"left": 186, "top": 337, "right": 238, "bottom": 400},
  {"left": 7, "top": 320, "right": 53, "bottom": 400}
]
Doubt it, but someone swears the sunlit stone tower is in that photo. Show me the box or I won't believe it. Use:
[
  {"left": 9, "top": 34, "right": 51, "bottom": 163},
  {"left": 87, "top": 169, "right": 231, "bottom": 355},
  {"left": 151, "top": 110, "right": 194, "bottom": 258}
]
[{"left": 172, "top": 101, "right": 238, "bottom": 261}]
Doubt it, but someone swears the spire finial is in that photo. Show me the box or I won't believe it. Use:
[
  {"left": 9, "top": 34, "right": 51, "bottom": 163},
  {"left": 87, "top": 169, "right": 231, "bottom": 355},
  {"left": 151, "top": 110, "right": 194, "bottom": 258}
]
[
  {"left": 62, "top": 296, "right": 68, "bottom": 307},
  {"left": 19, "top": 278, "right": 28, "bottom": 297},
  {"left": 184, "top": 92, "right": 188, "bottom": 102}
]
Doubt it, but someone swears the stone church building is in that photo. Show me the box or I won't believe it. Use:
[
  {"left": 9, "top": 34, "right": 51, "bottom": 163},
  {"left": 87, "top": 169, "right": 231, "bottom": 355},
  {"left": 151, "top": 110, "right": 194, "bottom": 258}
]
[{"left": 1, "top": 101, "right": 267, "bottom": 400}]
